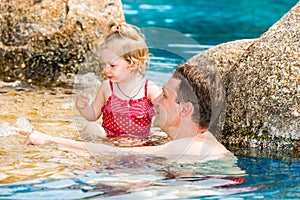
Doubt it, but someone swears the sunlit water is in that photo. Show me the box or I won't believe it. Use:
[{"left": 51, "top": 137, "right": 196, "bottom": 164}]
[{"left": 1, "top": 0, "right": 300, "bottom": 199}]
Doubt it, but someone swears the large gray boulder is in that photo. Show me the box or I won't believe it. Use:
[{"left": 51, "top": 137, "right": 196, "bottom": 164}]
[
  {"left": 0, "top": 0, "right": 124, "bottom": 86},
  {"left": 189, "top": 2, "right": 300, "bottom": 149}
]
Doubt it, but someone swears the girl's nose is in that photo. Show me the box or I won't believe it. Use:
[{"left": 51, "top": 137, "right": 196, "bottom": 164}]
[{"left": 103, "top": 64, "right": 110, "bottom": 73}]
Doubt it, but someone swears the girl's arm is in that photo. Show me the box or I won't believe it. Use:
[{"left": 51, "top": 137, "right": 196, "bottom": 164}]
[
  {"left": 76, "top": 81, "right": 108, "bottom": 121},
  {"left": 76, "top": 93, "right": 97, "bottom": 121},
  {"left": 90, "top": 80, "right": 108, "bottom": 119}
]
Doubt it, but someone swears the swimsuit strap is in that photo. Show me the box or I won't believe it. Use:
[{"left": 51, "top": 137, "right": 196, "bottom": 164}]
[
  {"left": 110, "top": 80, "right": 147, "bottom": 97},
  {"left": 144, "top": 80, "right": 149, "bottom": 97},
  {"left": 109, "top": 81, "right": 114, "bottom": 93}
]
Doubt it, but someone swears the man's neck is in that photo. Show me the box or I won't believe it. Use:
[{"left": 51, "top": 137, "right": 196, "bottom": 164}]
[{"left": 172, "top": 123, "right": 199, "bottom": 140}]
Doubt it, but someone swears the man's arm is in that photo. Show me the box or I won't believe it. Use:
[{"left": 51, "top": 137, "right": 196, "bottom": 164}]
[
  {"left": 18, "top": 129, "right": 122, "bottom": 153},
  {"left": 18, "top": 129, "right": 173, "bottom": 155}
]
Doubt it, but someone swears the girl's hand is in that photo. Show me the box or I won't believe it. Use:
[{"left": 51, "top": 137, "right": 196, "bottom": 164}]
[
  {"left": 76, "top": 93, "right": 90, "bottom": 109},
  {"left": 17, "top": 129, "right": 52, "bottom": 145}
]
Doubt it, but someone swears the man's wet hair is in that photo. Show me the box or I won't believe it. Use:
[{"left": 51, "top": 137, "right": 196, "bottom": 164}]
[{"left": 172, "top": 63, "right": 211, "bottom": 128}]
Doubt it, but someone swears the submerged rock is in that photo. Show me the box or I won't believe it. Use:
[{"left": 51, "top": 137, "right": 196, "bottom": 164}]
[
  {"left": 189, "top": 2, "right": 300, "bottom": 149},
  {"left": 0, "top": 0, "right": 125, "bottom": 86}
]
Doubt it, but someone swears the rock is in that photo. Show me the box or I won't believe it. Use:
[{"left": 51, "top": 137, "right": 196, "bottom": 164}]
[
  {"left": 189, "top": 2, "right": 300, "bottom": 149},
  {"left": 0, "top": 0, "right": 125, "bottom": 86}
]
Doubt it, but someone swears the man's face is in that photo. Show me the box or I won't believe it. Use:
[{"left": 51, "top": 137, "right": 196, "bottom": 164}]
[{"left": 153, "top": 78, "right": 182, "bottom": 139}]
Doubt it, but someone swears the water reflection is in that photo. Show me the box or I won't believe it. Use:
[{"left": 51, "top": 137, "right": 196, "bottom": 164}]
[
  {"left": 0, "top": 83, "right": 91, "bottom": 183},
  {"left": 1, "top": 153, "right": 250, "bottom": 199}
]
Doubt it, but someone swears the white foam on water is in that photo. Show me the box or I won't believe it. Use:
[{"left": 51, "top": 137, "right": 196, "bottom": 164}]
[
  {"left": 0, "top": 118, "right": 34, "bottom": 136},
  {"left": 139, "top": 4, "right": 172, "bottom": 10},
  {"left": 0, "top": 120, "right": 17, "bottom": 136},
  {"left": 15, "top": 117, "right": 34, "bottom": 132}
]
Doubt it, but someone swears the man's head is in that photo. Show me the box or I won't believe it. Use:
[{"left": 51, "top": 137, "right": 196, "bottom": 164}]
[
  {"left": 172, "top": 63, "right": 211, "bottom": 128},
  {"left": 153, "top": 63, "right": 212, "bottom": 139}
]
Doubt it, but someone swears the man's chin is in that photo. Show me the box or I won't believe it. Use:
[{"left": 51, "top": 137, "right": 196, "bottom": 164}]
[
  {"left": 153, "top": 117, "right": 165, "bottom": 128},
  {"left": 153, "top": 118, "right": 160, "bottom": 127}
]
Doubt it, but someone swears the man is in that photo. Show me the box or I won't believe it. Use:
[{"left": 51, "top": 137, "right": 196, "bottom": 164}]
[{"left": 18, "top": 63, "right": 233, "bottom": 162}]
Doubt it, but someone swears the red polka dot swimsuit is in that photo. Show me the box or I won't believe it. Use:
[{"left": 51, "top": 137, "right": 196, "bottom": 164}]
[{"left": 101, "top": 80, "right": 155, "bottom": 138}]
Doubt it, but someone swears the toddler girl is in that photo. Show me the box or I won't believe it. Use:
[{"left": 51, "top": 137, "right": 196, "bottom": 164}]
[{"left": 76, "top": 22, "right": 161, "bottom": 139}]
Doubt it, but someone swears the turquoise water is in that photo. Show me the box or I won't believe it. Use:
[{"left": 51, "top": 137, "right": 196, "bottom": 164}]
[
  {"left": 124, "top": 0, "right": 297, "bottom": 45},
  {"left": 0, "top": 156, "right": 299, "bottom": 199},
  {"left": 124, "top": 0, "right": 298, "bottom": 83},
  {"left": 1, "top": 0, "right": 300, "bottom": 199}
]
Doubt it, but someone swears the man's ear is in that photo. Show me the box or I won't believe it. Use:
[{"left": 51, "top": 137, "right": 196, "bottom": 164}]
[{"left": 181, "top": 102, "right": 194, "bottom": 117}]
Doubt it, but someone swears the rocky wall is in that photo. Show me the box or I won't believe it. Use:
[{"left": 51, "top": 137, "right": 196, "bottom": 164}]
[
  {"left": 189, "top": 1, "right": 300, "bottom": 150},
  {"left": 0, "top": 0, "right": 125, "bottom": 86}
]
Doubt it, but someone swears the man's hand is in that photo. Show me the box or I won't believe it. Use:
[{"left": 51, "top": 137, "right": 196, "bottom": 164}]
[{"left": 17, "top": 129, "right": 52, "bottom": 145}]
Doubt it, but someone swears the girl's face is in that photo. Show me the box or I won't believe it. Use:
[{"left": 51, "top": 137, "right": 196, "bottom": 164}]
[{"left": 100, "top": 48, "right": 135, "bottom": 83}]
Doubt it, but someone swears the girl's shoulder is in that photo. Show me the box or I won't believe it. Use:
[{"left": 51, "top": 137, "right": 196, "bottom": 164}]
[
  {"left": 100, "top": 80, "right": 111, "bottom": 90},
  {"left": 146, "top": 80, "right": 162, "bottom": 100},
  {"left": 98, "top": 80, "right": 112, "bottom": 94},
  {"left": 98, "top": 80, "right": 112, "bottom": 100},
  {"left": 146, "top": 80, "right": 162, "bottom": 89}
]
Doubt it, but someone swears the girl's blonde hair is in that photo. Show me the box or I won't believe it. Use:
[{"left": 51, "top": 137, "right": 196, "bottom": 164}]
[{"left": 100, "top": 22, "right": 150, "bottom": 76}]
